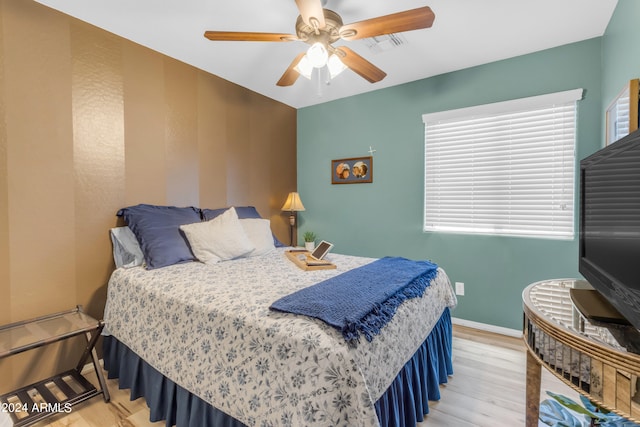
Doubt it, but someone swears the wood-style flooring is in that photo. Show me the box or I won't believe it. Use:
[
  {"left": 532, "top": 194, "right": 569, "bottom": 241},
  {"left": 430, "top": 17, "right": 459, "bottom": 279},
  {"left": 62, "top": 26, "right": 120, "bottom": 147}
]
[{"left": 22, "top": 325, "right": 578, "bottom": 427}]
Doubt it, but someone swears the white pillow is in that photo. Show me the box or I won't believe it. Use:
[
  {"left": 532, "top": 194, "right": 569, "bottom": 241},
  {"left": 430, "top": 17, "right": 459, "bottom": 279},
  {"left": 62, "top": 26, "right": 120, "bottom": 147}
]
[
  {"left": 240, "top": 218, "right": 276, "bottom": 257},
  {"left": 180, "top": 207, "right": 254, "bottom": 264},
  {"left": 110, "top": 226, "right": 145, "bottom": 268}
]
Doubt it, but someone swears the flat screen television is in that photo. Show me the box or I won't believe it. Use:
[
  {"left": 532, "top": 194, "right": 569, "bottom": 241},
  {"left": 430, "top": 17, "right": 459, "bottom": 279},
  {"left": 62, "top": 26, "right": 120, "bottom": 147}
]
[{"left": 579, "top": 127, "right": 640, "bottom": 332}]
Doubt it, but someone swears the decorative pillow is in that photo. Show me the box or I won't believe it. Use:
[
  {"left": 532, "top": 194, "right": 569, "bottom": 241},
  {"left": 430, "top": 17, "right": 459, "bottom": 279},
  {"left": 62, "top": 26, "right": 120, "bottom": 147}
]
[
  {"left": 240, "top": 218, "right": 276, "bottom": 257},
  {"left": 110, "top": 226, "right": 145, "bottom": 268},
  {"left": 116, "top": 204, "right": 201, "bottom": 269},
  {"left": 201, "top": 205, "right": 286, "bottom": 247},
  {"left": 180, "top": 207, "right": 255, "bottom": 264}
]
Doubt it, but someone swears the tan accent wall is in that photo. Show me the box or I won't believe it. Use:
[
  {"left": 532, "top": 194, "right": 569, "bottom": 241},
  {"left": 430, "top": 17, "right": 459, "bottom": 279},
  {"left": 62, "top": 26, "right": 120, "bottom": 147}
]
[
  {"left": 0, "top": 0, "right": 10, "bottom": 392},
  {"left": 0, "top": 0, "right": 296, "bottom": 392}
]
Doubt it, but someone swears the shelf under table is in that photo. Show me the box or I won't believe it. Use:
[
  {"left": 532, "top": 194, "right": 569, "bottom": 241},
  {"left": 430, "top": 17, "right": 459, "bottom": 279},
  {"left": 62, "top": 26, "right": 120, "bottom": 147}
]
[{"left": 1, "top": 369, "right": 101, "bottom": 427}]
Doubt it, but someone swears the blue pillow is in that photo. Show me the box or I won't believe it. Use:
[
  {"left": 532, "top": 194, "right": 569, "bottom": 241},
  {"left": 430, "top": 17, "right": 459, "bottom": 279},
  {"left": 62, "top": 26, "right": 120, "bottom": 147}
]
[
  {"left": 201, "top": 206, "right": 286, "bottom": 247},
  {"left": 201, "top": 205, "right": 261, "bottom": 221},
  {"left": 117, "top": 204, "right": 202, "bottom": 269}
]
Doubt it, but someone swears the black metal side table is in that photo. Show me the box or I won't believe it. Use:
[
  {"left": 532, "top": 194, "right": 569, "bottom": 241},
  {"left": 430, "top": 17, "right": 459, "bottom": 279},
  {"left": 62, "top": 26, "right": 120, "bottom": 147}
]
[{"left": 0, "top": 306, "right": 110, "bottom": 426}]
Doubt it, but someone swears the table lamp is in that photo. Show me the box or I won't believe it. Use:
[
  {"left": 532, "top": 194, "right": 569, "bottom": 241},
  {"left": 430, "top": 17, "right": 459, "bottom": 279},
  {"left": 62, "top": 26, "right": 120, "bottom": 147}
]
[{"left": 281, "top": 192, "right": 305, "bottom": 246}]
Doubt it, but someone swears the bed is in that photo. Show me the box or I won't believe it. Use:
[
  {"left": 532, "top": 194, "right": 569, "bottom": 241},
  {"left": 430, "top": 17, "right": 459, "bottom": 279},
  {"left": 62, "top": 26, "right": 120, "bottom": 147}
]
[{"left": 103, "top": 204, "right": 457, "bottom": 427}]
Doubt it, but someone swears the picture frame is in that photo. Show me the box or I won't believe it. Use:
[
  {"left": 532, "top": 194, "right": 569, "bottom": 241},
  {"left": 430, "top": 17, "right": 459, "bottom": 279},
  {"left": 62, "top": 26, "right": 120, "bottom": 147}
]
[
  {"left": 331, "top": 156, "right": 373, "bottom": 184},
  {"left": 606, "top": 78, "right": 639, "bottom": 145}
]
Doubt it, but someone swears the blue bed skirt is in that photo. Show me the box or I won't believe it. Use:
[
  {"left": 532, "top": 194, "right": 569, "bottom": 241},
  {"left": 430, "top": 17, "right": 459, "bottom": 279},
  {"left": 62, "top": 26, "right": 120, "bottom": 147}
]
[{"left": 103, "top": 307, "right": 452, "bottom": 427}]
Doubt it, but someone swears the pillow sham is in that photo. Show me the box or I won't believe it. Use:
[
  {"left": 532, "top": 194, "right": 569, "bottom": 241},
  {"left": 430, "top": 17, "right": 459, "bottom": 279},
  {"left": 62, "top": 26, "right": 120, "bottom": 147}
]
[
  {"left": 110, "top": 226, "right": 144, "bottom": 268},
  {"left": 180, "top": 207, "right": 255, "bottom": 264},
  {"left": 240, "top": 218, "right": 276, "bottom": 257},
  {"left": 201, "top": 205, "right": 261, "bottom": 221},
  {"left": 201, "top": 205, "right": 286, "bottom": 247},
  {"left": 117, "top": 204, "right": 201, "bottom": 269}
]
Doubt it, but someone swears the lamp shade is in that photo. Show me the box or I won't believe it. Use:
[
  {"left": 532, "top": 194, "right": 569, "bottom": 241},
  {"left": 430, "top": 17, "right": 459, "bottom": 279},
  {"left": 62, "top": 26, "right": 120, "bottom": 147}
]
[
  {"left": 294, "top": 55, "right": 313, "bottom": 80},
  {"left": 306, "top": 42, "right": 328, "bottom": 68},
  {"left": 327, "top": 54, "right": 347, "bottom": 79},
  {"left": 281, "top": 192, "right": 305, "bottom": 212}
]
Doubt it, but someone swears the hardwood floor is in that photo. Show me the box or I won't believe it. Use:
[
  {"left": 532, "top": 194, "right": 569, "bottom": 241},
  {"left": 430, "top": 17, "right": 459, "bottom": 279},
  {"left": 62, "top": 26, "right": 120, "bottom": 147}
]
[
  {"left": 419, "top": 326, "right": 579, "bottom": 426},
  {"left": 23, "top": 325, "right": 578, "bottom": 427}
]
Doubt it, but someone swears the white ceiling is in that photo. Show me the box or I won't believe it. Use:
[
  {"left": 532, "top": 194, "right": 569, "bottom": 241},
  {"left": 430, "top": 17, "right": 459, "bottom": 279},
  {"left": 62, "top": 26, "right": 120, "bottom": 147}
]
[{"left": 34, "top": 0, "right": 618, "bottom": 109}]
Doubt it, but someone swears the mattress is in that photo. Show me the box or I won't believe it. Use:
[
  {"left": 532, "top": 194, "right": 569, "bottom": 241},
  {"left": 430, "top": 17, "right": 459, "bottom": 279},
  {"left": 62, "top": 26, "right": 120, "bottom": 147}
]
[{"left": 103, "top": 248, "right": 457, "bottom": 426}]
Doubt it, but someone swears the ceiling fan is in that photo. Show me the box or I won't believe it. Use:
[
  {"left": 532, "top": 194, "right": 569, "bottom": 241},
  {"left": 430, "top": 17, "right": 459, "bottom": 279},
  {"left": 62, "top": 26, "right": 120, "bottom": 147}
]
[{"left": 203, "top": 0, "right": 435, "bottom": 87}]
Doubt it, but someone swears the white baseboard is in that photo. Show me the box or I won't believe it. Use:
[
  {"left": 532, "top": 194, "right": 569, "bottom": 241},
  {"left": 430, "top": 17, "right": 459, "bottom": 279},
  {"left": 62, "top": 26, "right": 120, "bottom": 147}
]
[{"left": 452, "top": 317, "right": 522, "bottom": 338}]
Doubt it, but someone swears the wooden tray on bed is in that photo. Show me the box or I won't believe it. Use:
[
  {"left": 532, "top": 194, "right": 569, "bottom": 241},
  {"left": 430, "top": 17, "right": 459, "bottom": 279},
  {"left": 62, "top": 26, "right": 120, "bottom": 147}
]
[{"left": 285, "top": 250, "right": 336, "bottom": 271}]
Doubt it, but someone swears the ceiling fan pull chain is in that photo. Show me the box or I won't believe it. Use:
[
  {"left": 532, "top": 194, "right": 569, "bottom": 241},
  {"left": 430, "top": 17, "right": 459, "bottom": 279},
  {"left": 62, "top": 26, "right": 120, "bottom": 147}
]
[{"left": 316, "top": 67, "right": 324, "bottom": 98}]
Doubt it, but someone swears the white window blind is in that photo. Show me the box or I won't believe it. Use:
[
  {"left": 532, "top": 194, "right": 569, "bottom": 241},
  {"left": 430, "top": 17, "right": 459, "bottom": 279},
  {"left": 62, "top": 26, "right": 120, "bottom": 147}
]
[
  {"left": 606, "top": 85, "right": 630, "bottom": 144},
  {"left": 422, "top": 89, "right": 583, "bottom": 239}
]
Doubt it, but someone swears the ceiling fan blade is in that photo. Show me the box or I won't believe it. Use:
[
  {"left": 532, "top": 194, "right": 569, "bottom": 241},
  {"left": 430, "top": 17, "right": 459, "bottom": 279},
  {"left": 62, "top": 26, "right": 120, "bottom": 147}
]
[
  {"left": 204, "top": 31, "right": 298, "bottom": 42},
  {"left": 295, "top": 0, "right": 326, "bottom": 30},
  {"left": 339, "top": 6, "right": 435, "bottom": 41},
  {"left": 335, "top": 47, "right": 386, "bottom": 83},
  {"left": 277, "top": 52, "right": 307, "bottom": 87}
]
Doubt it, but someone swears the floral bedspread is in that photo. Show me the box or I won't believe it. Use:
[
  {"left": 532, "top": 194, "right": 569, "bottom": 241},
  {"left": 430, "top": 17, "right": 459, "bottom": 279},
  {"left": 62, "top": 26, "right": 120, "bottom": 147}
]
[{"left": 104, "top": 248, "right": 457, "bottom": 427}]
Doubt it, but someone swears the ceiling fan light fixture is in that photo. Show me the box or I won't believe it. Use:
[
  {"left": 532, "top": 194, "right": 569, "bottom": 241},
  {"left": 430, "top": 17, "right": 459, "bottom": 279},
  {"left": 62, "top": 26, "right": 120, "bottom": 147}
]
[
  {"left": 306, "top": 42, "right": 328, "bottom": 68},
  {"left": 205, "top": 4, "right": 435, "bottom": 88},
  {"left": 327, "top": 54, "right": 347, "bottom": 79},
  {"left": 294, "top": 55, "right": 313, "bottom": 79}
]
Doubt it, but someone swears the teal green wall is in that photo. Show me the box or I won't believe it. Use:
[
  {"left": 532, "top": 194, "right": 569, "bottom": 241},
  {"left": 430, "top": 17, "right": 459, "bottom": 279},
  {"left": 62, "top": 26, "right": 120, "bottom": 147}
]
[
  {"left": 602, "top": 0, "right": 640, "bottom": 125},
  {"left": 296, "top": 1, "right": 640, "bottom": 332},
  {"left": 297, "top": 38, "right": 604, "bottom": 330}
]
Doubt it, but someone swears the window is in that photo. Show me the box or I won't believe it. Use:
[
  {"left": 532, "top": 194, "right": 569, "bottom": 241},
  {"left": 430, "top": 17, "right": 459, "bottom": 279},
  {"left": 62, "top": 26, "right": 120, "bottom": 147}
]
[
  {"left": 607, "top": 84, "right": 631, "bottom": 145},
  {"left": 422, "top": 89, "right": 583, "bottom": 239},
  {"left": 606, "top": 78, "right": 639, "bottom": 145}
]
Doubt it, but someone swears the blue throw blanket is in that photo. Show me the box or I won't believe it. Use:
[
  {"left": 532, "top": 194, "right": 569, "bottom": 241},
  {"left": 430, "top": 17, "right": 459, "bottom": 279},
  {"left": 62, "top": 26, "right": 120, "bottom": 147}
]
[{"left": 270, "top": 257, "right": 439, "bottom": 344}]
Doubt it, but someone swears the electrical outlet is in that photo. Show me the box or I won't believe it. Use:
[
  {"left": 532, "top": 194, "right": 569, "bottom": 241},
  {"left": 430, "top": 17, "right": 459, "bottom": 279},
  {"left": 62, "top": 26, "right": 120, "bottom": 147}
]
[{"left": 455, "top": 282, "right": 465, "bottom": 296}]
